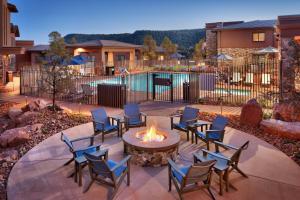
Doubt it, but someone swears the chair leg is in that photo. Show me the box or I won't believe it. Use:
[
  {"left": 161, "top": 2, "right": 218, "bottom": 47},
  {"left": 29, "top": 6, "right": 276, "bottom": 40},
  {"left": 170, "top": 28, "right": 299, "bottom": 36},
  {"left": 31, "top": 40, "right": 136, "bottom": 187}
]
[
  {"left": 110, "top": 187, "right": 118, "bottom": 200},
  {"left": 83, "top": 179, "right": 94, "bottom": 193},
  {"left": 186, "top": 131, "right": 189, "bottom": 141},
  {"left": 102, "top": 132, "right": 104, "bottom": 143},
  {"left": 168, "top": 166, "right": 172, "bottom": 191},
  {"left": 235, "top": 166, "right": 248, "bottom": 178},
  {"left": 206, "top": 142, "right": 210, "bottom": 150},
  {"left": 64, "top": 158, "right": 74, "bottom": 166},
  {"left": 127, "top": 167, "right": 130, "bottom": 186},
  {"left": 219, "top": 171, "right": 224, "bottom": 195},
  {"left": 207, "top": 187, "right": 216, "bottom": 200}
]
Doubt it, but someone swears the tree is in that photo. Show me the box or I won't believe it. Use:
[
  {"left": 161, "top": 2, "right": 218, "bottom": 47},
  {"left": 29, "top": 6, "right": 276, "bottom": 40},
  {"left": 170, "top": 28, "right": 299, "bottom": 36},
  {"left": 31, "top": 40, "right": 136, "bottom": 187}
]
[
  {"left": 143, "top": 35, "right": 157, "bottom": 60},
  {"left": 70, "top": 36, "right": 77, "bottom": 44},
  {"left": 161, "top": 36, "right": 177, "bottom": 59},
  {"left": 42, "top": 31, "right": 71, "bottom": 111},
  {"left": 193, "top": 38, "right": 206, "bottom": 61}
]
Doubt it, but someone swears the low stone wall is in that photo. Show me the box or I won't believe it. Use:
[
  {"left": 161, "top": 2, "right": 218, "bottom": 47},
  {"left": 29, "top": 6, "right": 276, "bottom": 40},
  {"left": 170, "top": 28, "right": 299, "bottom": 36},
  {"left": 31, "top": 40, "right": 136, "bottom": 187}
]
[
  {"left": 261, "top": 119, "right": 300, "bottom": 140},
  {"left": 124, "top": 144, "right": 178, "bottom": 167},
  {"left": 218, "top": 48, "right": 262, "bottom": 58}
]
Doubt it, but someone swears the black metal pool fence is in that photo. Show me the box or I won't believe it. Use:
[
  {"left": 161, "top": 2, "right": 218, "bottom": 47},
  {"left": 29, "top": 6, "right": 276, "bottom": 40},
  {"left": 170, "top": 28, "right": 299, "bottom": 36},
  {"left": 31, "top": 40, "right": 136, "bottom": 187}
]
[{"left": 20, "top": 59, "right": 280, "bottom": 108}]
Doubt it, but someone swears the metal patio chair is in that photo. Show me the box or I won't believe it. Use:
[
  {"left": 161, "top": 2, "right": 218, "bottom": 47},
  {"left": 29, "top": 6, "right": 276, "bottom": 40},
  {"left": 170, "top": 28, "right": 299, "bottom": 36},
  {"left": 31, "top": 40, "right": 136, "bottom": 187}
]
[
  {"left": 124, "top": 103, "right": 147, "bottom": 131},
  {"left": 61, "top": 133, "right": 108, "bottom": 182},
  {"left": 170, "top": 106, "right": 199, "bottom": 141},
  {"left": 83, "top": 153, "right": 132, "bottom": 199},
  {"left": 193, "top": 141, "right": 249, "bottom": 195},
  {"left": 168, "top": 158, "right": 217, "bottom": 200},
  {"left": 193, "top": 115, "right": 228, "bottom": 150},
  {"left": 91, "top": 108, "right": 119, "bottom": 142}
]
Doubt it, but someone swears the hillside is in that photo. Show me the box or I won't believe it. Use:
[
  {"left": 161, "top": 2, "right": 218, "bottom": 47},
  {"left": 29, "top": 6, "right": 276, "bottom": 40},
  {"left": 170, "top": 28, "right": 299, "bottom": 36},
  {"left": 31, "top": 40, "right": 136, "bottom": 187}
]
[{"left": 64, "top": 29, "right": 205, "bottom": 50}]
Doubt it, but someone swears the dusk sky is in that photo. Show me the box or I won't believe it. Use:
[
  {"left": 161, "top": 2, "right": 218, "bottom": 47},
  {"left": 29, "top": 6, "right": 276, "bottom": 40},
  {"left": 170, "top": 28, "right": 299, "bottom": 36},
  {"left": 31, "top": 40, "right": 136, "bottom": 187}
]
[{"left": 10, "top": 0, "right": 300, "bottom": 44}]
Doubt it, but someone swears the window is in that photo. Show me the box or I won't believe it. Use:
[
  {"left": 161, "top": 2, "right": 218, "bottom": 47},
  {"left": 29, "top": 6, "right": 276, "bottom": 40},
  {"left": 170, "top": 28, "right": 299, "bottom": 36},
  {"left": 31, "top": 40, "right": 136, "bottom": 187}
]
[
  {"left": 253, "top": 32, "right": 265, "bottom": 42},
  {"left": 117, "top": 55, "right": 126, "bottom": 61}
]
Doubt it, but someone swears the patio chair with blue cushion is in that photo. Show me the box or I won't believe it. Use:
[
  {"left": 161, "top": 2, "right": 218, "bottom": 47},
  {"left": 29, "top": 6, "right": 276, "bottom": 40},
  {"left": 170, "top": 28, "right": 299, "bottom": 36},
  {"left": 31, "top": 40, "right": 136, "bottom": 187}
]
[
  {"left": 91, "top": 108, "right": 119, "bottom": 142},
  {"left": 193, "top": 115, "right": 228, "bottom": 150},
  {"left": 83, "top": 153, "right": 132, "bottom": 199},
  {"left": 168, "top": 158, "right": 217, "bottom": 200},
  {"left": 193, "top": 141, "right": 249, "bottom": 195},
  {"left": 170, "top": 106, "right": 199, "bottom": 141},
  {"left": 124, "top": 103, "right": 147, "bottom": 131},
  {"left": 61, "top": 133, "right": 108, "bottom": 182}
]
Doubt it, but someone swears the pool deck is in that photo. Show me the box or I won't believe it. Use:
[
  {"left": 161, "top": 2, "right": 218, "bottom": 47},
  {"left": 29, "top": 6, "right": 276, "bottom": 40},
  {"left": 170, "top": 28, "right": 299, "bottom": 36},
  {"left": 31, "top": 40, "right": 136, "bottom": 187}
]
[
  {"left": 1, "top": 93, "right": 242, "bottom": 116},
  {"left": 7, "top": 115, "right": 300, "bottom": 200}
]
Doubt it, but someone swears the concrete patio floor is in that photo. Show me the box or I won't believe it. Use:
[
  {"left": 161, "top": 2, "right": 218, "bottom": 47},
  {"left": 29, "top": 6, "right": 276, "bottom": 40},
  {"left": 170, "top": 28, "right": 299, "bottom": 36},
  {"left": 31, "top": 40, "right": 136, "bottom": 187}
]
[{"left": 7, "top": 115, "right": 300, "bottom": 200}]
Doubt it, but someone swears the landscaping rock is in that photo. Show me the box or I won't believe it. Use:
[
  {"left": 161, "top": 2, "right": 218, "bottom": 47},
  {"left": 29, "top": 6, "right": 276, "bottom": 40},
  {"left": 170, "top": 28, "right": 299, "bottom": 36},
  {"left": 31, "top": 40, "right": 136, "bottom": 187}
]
[
  {"left": 0, "top": 150, "right": 19, "bottom": 162},
  {"left": 16, "top": 111, "right": 39, "bottom": 126},
  {"left": 260, "top": 119, "right": 300, "bottom": 139},
  {"left": 240, "top": 98, "right": 263, "bottom": 127},
  {"left": 7, "top": 108, "right": 23, "bottom": 121},
  {"left": 0, "top": 127, "right": 30, "bottom": 147},
  {"left": 21, "top": 99, "right": 49, "bottom": 112},
  {"left": 273, "top": 101, "right": 300, "bottom": 122}
]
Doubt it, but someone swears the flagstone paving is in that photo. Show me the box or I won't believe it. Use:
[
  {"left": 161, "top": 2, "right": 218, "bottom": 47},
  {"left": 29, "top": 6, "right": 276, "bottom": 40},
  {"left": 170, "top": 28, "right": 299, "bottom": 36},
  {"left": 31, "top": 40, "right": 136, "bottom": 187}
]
[{"left": 7, "top": 114, "right": 300, "bottom": 200}]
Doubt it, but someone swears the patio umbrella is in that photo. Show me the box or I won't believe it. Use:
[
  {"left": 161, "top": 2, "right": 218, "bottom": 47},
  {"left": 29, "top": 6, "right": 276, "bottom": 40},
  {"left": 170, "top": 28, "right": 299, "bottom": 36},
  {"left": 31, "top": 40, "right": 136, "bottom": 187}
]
[
  {"left": 170, "top": 52, "right": 185, "bottom": 59},
  {"left": 256, "top": 46, "right": 279, "bottom": 54},
  {"left": 70, "top": 55, "right": 88, "bottom": 65},
  {"left": 215, "top": 53, "right": 233, "bottom": 61}
]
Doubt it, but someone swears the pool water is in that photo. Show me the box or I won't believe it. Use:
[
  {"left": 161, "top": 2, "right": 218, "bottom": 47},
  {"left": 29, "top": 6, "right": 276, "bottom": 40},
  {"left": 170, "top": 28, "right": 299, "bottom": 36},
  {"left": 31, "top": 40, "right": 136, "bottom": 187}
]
[
  {"left": 89, "top": 73, "right": 189, "bottom": 93},
  {"left": 89, "top": 73, "right": 250, "bottom": 95},
  {"left": 215, "top": 88, "right": 251, "bottom": 96}
]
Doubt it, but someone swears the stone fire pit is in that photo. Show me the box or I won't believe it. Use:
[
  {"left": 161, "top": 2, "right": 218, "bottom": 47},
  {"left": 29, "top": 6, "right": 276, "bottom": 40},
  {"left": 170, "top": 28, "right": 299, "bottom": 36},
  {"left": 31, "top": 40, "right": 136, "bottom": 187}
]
[{"left": 123, "top": 127, "right": 180, "bottom": 167}]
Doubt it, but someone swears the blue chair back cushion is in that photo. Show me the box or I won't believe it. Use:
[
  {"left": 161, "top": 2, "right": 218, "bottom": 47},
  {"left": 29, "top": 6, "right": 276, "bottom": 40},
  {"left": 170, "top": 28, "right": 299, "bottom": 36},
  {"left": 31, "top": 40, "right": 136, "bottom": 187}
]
[
  {"left": 62, "top": 134, "right": 73, "bottom": 150},
  {"left": 124, "top": 103, "right": 141, "bottom": 123},
  {"left": 107, "top": 160, "right": 127, "bottom": 177},
  {"left": 172, "top": 165, "right": 190, "bottom": 183},
  {"left": 181, "top": 107, "right": 199, "bottom": 125},
  {"left": 75, "top": 146, "right": 97, "bottom": 158},
  {"left": 91, "top": 108, "right": 110, "bottom": 131},
  {"left": 211, "top": 115, "right": 228, "bottom": 131}
]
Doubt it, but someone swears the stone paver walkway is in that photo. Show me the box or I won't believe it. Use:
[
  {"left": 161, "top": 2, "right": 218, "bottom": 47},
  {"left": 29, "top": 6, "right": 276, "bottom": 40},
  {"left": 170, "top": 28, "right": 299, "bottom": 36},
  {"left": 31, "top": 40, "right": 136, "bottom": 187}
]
[
  {"left": 7, "top": 115, "right": 300, "bottom": 200},
  {"left": 1, "top": 93, "right": 243, "bottom": 116}
]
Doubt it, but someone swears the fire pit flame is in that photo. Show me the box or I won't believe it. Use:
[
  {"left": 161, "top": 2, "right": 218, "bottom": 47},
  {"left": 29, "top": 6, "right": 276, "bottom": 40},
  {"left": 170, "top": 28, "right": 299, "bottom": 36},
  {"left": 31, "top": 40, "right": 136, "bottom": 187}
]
[{"left": 136, "top": 126, "right": 165, "bottom": 142}]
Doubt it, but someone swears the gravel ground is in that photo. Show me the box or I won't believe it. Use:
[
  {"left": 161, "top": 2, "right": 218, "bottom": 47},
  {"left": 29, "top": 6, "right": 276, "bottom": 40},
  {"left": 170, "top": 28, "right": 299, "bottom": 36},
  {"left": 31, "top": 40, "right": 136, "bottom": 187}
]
[{"left": 0, "top": 105, "right": 91, "bottom": 200}]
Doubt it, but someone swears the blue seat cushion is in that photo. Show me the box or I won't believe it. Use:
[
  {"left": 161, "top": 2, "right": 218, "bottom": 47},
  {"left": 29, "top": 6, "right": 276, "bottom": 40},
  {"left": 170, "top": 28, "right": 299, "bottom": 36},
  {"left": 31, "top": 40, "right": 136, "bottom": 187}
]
[
  {"left": 128, "top": 118, "right": 143, "bottom": 125},
  {"left": 95, "top": 124, "right": 118, "bottom": 132},
  {"left": 172, "top": 165, "right": 190, "bottom": 183},
  {"left": 196, "top": 130, "right": 221, "bottom": 140},
  {"left": 75, "top": 146, "right": 97, "bottom": 158},
  {"left": 107, "top": 160, "right": 127, "bottom": 177},
  {"left": 173, "top": 122, "right": 188, "bottom": 130}
]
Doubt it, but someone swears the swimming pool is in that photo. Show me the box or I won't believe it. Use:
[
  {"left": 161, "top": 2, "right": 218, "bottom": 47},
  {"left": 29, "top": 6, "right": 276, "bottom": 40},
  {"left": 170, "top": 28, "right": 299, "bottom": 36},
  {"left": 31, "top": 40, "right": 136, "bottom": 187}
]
[
  {"left": 89, "top": 73, "right": 251, "bottom": 96},
  {"left": 214, "top": 88, "right": 251, "bottom": 96},
  {"left": 89, "top": 73, "right": 190, "bottom": 93}
]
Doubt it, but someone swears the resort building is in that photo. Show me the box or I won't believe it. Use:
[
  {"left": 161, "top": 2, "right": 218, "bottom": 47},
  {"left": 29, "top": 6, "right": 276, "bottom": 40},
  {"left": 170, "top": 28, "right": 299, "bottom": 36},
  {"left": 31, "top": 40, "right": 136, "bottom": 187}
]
[
  {"left": 67, "top": 40, "right": 142, "bottom": 74},
  {"left": 0, "top": 0, "right": 24, "bottom": 84},
  {"left": 206, "top": 15, "right": 300, "bottom": 59},
  {"left": 205, "top": 20, "right": 277, "bottom": 59}
]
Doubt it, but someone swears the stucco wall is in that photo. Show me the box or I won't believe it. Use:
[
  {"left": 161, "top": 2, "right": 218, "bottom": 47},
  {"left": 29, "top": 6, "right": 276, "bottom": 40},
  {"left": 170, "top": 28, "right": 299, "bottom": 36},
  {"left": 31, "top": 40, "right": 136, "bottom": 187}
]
[{"left": 218, "top": 29, "right": 276, "bottom": 49}]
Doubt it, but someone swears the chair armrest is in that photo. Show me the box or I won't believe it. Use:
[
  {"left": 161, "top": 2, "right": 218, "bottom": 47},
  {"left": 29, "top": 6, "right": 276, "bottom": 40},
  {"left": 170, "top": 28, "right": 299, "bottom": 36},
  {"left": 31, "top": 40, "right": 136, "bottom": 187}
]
[
  {"left": 167, "top": 158, "right": 186, "bottom": 178},
  {"left": 74, "top": 144, "right": 101, "bottom": 155},
  {"left": 170, "top": 114, "right": 182, "bottom": 119},
  {"left": 111, "top": 155, "right": 132, "bottom": 172},
  {"left": 185, "top": 118, "right": 198, "bottom": 125},
  {"left": 140, "top": 112, "right": 147, "bottom": 116},
  {"left": 201, "top": 149, "right": 231, "bottom": 161},
  {"left": 70, "top": 135, "right": 95, "bottom": 146},
  {"left": 214, "top": 141, "right": 238, "bottom": 150}
]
